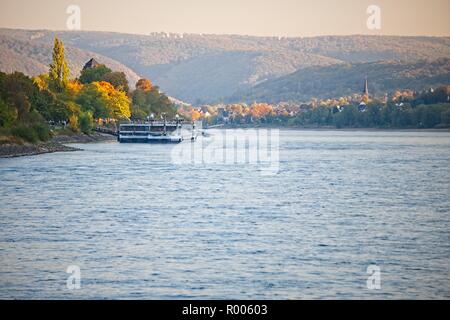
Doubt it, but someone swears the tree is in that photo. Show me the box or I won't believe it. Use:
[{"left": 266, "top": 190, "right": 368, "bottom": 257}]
[
  {"left": 0, "top": 98, "right": 17, "bottom": 127},
  {"left": 0, "top": 72, "right": 37, "bottom": 120},
  {"left": 334, "top": 105, "right": 358, "bottom": 128},
  {"left": 76, "top": 83, "right": 109, "bottom": 118},
  {"left": 50, "top": 99, "right": 73, "bottom": 122},
  {"left": 1, "top": 72, "right": 36, "bottom": 101},
  {"left": 135, "top": 78, "right": 152, "bottom": 91},
  {"left": 79, "top": 64, "right": 112, "bottom": 84},
  {"left": 250, "top": 103, "right": 273, "bottom": 120},
  {"left": 33, "top": 74, "right": 50, "bottom": 91},
  {"left": 102, "top": 71, "right": 129, "bottom": 92},
  {"left": 191, "top": 109, "right": 201, "bottom": 121},
  {"left": 92, "top": 81, "right": 131, "bottom": 119},
  {"left": 79, "top": 65, "right": 129, "bottom": 92},
  {"left": 131, "top": 83, "right": 176, "bottom": 120},
  {"left": 69, "top": 114, "right": 79, "bottom": 132},
  {"left": 67, "top": 80, "right": 83, "bottom": 95},
  {"left": 49, "top": 37, "right": 69, "bottom": 91},
  {"left": 78, "top": 111, "right": 94, "bottom": 134}
]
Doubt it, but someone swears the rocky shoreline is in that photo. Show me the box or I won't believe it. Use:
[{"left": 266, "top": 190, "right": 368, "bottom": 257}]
[
  {"left": 51, "top": 132, "right": 117, "bottom": 144},
  {"left": 0, "top": 132, "right": 116, "bottom": 158}
]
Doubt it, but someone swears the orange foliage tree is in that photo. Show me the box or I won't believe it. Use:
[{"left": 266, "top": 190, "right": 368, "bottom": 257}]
[
  {"left": 191, "top": 109, "right": 201, "bottom": 121},
  {"left": 135, "top": 78, "right": 153, "bottom": 92},
  {"left": 250, "top": 103, "right": 273, "bottom": 119},
  {"left": 93, "top": 81, "right": 131, "bottom": 119},
  {"left": 67, "top": 80, "right": 83, "bottom": 95}
]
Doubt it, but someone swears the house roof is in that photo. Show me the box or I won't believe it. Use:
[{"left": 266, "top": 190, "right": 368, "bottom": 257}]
[{"left": 82, "top": 58, "right": 100, "bottom": 70}]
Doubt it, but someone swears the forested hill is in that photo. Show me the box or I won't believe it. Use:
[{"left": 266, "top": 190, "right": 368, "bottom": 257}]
[
  {"left": 1, "top": 28, "right": 450, "bottom": 103},
  {"left": 228, "top": 59, "right": 450, "bottom": 103},
  {"left": 0, "top": 31, "right": 140, "bottom": 86}
]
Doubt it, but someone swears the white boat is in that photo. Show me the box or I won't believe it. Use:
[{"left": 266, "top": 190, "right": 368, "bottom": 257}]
[{"left": 118, "top": 118, "right": 183, "bottom": 143}]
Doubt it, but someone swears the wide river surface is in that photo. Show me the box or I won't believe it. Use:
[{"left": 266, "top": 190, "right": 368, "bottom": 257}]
[{"left": 0, "top": 130, "right": 449, "bottom": 299}]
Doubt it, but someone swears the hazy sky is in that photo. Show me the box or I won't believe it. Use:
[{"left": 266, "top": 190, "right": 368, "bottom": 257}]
[{"left": 0, "top": 0, "right": 449, "bottom": 37}]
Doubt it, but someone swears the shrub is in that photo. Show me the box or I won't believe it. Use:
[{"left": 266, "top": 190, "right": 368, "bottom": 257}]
[
  {"left": 69, "top": 114, "right": 79, "bottom": 132},
  {"left": 23, "top": 109, "right": 45, "bottom": 124},
  {"left": 0, "top": 99, "right": 17, "bottom": 128},
  {"left": 78, "top": 111, "right": 93, "bottom": 134},
  {"left": 32, "top": 123, "right": 51, "bottom": 141},
  {"left": 11, "top": 124, "right": 38, "bottom": 143},
  {"left": 440, "top": 109, "right": 450, "bottom": 127}
]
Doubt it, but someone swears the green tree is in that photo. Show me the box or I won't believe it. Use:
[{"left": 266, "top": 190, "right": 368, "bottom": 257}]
[
  {"left": 0, "top": 98, "right": 17, "bottom": 127},
  {"left": 78, "top": 81, "right": 130, "bottom": 119},
  {"left": 49, "top": 37, "right": 70, "bottom": 92},
  {"left": 76, "top": 83, "right": 108, "bottom": 118},
  {"left": 79, "top": 64, "right": 111, "bottom": 84},
  {"left": 334, "top": 105, "right": 358, "bottom": 128},
  {"left": 131, "top": 84, "right": 175, "bottom": 120},
  {"left": 101, "top": 71, "right": 129, "bottom": 92},
  {"left": 78, "top": 111, "right": 94, "bottom": 134},
  {"left": 0, "top": 72, "right": 39, "bottom": 121}
]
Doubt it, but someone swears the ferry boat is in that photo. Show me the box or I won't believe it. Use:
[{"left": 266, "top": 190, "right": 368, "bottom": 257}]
[{"left": 118, "top": 117, "right": 184, "bottom": 143}]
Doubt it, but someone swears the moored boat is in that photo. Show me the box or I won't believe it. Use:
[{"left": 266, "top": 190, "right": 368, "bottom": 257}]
[{"left": 118, "top": 117, "right": 183, "bottom": 143}]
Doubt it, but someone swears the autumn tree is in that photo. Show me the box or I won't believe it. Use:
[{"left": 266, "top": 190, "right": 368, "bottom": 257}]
[
  {"left": 49, "top": 37, "right": 69, "bottom": 92},
  {"left": 191, "top": 109, "right": 201, "bottom": 121},
  {"left": 131, "top": 79, "right": 175, "bottom": 120},
  {"left": 76, "top": 83, "right": 108, "bottom": 118},
  {"left": 102, "top": 72, "right": 129, "bottom": 92},
  {"left": 93, "top": 81, "right": 131, "bottom": 119},
  {"left": 250, "top": 103, "right": 273, "bottom": 119},
  {"left": 67, "top": 80, "right": 83, "bottom": 95},
  {"left": 135, "top": 78, "right": 152, "bottom": 91},
  {"left": 33, "top": 74, "right": 50, "bottom": 91}
]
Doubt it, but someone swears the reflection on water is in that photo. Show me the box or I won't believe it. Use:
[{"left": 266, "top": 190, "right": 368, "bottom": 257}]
[{"left": 0, "top": 130, "right": 449, "bottom": 299}]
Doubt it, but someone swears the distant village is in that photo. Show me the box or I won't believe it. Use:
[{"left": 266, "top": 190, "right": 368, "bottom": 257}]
[{"left": 177, "top": 78, "right": 450, "bottom": 126}]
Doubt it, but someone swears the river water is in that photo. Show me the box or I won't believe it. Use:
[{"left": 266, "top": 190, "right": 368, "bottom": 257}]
[{"left": 0, "top": 130, "right": 449, "bottom": 299}]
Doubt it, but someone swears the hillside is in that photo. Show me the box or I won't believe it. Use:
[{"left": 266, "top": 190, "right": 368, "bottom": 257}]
[
  {"left": 1, "top": 28, "right": 450, "bottom": 103},
  {"left": 228, "top": 59, "right": 450, "bottom": 103},
  {"left": 0, "top": 32, "right": 140, "bottom": 86}
]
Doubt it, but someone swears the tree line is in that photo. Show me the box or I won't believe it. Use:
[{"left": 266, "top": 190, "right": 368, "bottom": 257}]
[
  {"left": 289, "top": 87, "right": 450, "bottom": 129},
  {"left": 289, "top": 103, "right": 450, "bottom": 129}
]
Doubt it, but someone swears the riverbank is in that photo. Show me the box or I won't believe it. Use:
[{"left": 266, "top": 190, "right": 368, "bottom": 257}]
[
  {"left": 51, "top": 131, "right": 117, "bottom": 144},
  {"left": 217, "top": 123, "right": 450, "bottom": 131},
  {"left": 0, "top": 132, "right": 116, "bottom": 158}
]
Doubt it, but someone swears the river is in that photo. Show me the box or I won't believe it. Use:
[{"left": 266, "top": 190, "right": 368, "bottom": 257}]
[{"left": 0, "top": 129, "right": 449, "bottom": 299}]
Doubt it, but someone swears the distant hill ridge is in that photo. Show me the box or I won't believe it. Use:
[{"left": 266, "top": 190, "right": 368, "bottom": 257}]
[
  {"left": 0, "top": 31, "right": 141, "bottom": 86},
  {"left": 1, "top": 28, "right": 449, "bottom": 103},
  {"left": 228, "top": 58, "right": 450, "bottom": 103}
]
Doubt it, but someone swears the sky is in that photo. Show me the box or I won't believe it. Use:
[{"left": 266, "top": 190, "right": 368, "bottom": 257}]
[{"left": 0, "top": 0, "right": 449, "bottom": 37}]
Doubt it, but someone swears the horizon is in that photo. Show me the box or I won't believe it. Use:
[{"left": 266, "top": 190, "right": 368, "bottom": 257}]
[
  {"left": 0, "top": 0, "right": 449, "bottom": 37},
  {"left": 2, "top": 26, "right": 450, "bottom": 40}
]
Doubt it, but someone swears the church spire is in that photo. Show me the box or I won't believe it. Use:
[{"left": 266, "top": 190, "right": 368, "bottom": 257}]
[
  {"left": 363, "top": 76, "right": 369, "bottom": 97},
  {"left": 360, "top": 76, "right": 370, "bottom": 106}
]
